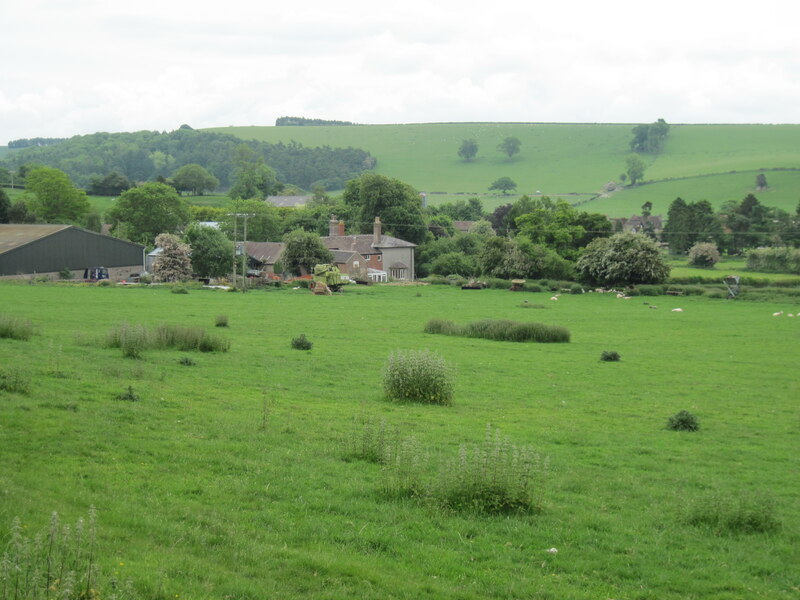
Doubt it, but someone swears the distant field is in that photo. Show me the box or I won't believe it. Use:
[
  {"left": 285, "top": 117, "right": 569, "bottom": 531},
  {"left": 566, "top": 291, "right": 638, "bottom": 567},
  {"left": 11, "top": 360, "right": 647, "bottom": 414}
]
[
  {"left": 585, "top": 170, "right": 800, "bottom": 217},
  {"left": 0, "top": 283, "right": 797, "bottom": 599},
  {"left": 205, "top": 123, "right": 800, "bottom": 216}
]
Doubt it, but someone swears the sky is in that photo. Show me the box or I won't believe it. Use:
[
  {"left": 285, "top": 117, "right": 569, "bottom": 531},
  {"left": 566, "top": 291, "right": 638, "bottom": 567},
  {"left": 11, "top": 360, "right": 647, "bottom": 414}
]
[{"left": 2, "top": 0, "right": 800, "bottom": 143}]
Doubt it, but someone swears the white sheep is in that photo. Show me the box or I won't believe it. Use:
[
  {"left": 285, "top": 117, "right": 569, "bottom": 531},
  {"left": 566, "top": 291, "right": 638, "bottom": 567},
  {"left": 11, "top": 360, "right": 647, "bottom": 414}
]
[
  {"left": 671, "top": 308, "right": 683, "bottom": 312},
  {"left": 772, "top": 311, "right": 783, "bottom": 317},
  {"left": 550, "top": 296, "right": 559, "bottom": 301}
]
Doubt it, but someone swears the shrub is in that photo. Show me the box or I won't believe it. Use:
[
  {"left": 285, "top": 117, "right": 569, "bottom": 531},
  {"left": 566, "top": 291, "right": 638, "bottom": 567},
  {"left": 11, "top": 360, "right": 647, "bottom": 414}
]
[
  {"left": 522, "top": 283, "right": 543, "bottom": 293},
  {"left": 0, "top": 368, "right": 31, "bottom": 394},
  {"left": 422, "top": 318, "right": 461, "bottom": 336},
  {"left": 688, "top": 243, "right": 721, "bottom": 268},
  {"left": 171, "top": 286, "right": 189, "bottom": 294},
  {"left": 178, "top": 356, "right": 196, "bottom": 366},
  {"left": 59, "top": 267, "right": 73, "bottom": 280},
  {"left": 215, "top": 314, "right": 229, "bottom": 327},
  {"left": 116, "top": 385, "right": 140, "bottom": 402},
  {"left": 435, "top": 425, "right": 546, "bottom": 514},
  {"left": 291, "top": 334, "right": 313, "bottom": 350},
  {"left": 0, "top": 314, "right": 33, "bottom": 340},
  {"left": 746, "top": 246, "right": 800, "bottom": 274},
  {"left": 383, "top": 349, "right": 454, "bottom": 405},
  {"left": 578, "top": 233, "right": 670, "bottom": 286},
  {"left": 600, "top": 350, "right": 621, "bottom": 362},
  {"left": 570, "top": 283, "right": 584, "bottom": 294},
  {"left": 685, "top": 492, "right": 780, "bottom": 534},
  {"left": 667, "top": 410, "right": 699, "bottom": 431},
  {"left": 636, "top": 284, "right": 666, "bottom": 296}
]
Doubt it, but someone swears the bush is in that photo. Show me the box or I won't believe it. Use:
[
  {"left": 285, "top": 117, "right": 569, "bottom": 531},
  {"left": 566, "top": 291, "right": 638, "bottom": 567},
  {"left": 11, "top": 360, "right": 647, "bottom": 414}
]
[
  {"left": 0, "top": 314, "right": 33, "bottom": 340},
  {"left": 600, "top": 350, "right": 621, "bottom": 362},
  {"left": 435, "top": 425, "right": 546, "bottom": 514},
  {"left": 522, "top": 283, "right": 543, "bottom": 293},
  {"left": 291, "top": 334, "right": 313, "bottom": 350},
  {"left": 59, "top": 267, "right": 73, "bottom": 280},
  {"left": 215, "top": 314, "right": 229, "bottom": 327},
  {"left": 688, "top": 243, "right": 721, "bottom": 268},
  {"left": 577, "top": 233, "right": 670, "bottom": 286},
  {"left": 171, "top": 286, "right": 189, "bottom": 294},
  {"left": 383, "top": 349, "right": 454, "bottom": 405},
  {"left": 685, "top": 492, "right": 780, "bottom": 535},
  {"left": 570, "top": 283, "right": 584, "bottom": 294},
  {"left": 0, "top": 368, "right": 31, "bottom": 394},
  {"left": 422, "top": 318, "right": 461, "bottom": 336},
  {"left": 667, "top": 410, "right": 699, "bottom": 431},
  {"left": 178, "top": 356, "right": 196, "bottom": 366},
  {"left": 636, "top": 284, "right": 666, "bottom": 296},
  {"left": 746, "top": 246, "right": 800, "bottom": 274},
  {"left": 116, "top": 385, "right": 140, "bottom": 401}
]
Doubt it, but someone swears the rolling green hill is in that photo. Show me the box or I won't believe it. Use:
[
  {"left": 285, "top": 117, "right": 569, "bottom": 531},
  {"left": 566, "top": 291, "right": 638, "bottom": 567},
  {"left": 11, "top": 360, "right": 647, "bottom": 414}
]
[{"left": 205, "top": 123, "right": 800, "bottom": 217}]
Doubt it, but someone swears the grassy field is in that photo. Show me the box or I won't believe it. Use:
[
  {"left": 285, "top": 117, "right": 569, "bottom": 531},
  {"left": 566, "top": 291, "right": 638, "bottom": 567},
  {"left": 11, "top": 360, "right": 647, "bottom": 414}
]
[
  {"left": 1, "top": 282, "right": 798, "bottom": 599},
  {"left": 204, "top": 123, "right": 800, "bottom": 217}
]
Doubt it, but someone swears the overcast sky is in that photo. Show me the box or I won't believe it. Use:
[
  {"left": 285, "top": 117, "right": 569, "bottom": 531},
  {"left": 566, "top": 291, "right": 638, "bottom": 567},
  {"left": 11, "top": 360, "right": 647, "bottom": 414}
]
[{"left": 2, "top": 0, "right": 799, "bottom": 142}]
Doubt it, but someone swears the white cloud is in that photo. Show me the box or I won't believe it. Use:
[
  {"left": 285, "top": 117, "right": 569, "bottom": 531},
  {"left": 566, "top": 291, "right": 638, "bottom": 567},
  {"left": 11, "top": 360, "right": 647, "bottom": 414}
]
[{"left": 2, "top": 0, "right": 800, "bottom": 142}]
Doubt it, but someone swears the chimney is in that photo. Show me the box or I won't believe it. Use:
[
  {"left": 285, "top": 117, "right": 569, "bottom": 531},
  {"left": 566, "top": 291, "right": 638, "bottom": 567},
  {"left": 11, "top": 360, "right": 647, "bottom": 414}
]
[
  {"left": 338, "top": 220, "right": 345, "bottom": 236},
  {"left": 328, "top": 214, "right": 338, "bottom": 237},
  {"left": 373, "top": 216, "right": 382, "bottom": 245}
]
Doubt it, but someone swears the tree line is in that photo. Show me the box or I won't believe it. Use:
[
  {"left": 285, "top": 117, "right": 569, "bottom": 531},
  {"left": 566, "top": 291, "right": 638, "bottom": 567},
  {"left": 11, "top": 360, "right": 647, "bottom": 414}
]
[{"left": 0, "top": 126, "right": 374, "bottom": 191}]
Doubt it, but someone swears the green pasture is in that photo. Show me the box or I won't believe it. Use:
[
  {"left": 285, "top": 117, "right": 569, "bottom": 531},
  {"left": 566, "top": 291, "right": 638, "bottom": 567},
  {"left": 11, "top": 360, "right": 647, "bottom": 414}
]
[
  {"left": 667, "top": 257, "right": 800, "bottom": 282},
  {"left": 205, "top": 123, "right": 800, "bottom": 217},
  {"left": 586, "top": 170, "right": 800, "bottom": 218},
  {"left": 1, "top": 283, "right": 798, "bottom": 599}
]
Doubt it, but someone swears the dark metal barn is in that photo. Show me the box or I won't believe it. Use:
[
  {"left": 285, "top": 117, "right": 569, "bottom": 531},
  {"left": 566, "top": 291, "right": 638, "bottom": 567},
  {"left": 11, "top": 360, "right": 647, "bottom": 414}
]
[{"left": 0, "top": 225, "right": 145, "bottom": 278}]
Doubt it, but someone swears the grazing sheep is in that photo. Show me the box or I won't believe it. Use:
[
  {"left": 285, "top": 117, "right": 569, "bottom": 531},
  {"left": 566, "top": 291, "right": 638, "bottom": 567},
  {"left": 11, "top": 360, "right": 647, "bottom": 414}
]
[
  {"left": 550, "top": 296, "right": 559, "bottom": 301},
  {"left": 672, "top": 308, "right": 683, "bottom": 312},
  {"left": 772, "top": 311, "right": 783, "bottom": 316},
  {"left": 649, "top": 305, "right": 658, "bottom": 309},
  {"left": 788, "top": 313, "right": 795, "bottom": 318}
]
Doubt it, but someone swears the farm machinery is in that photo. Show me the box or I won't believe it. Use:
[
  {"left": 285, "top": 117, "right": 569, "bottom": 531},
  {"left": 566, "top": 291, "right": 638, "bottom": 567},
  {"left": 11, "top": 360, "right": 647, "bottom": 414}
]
[{"left": 310, "top": 264, "right": 348, "bottom": 294}]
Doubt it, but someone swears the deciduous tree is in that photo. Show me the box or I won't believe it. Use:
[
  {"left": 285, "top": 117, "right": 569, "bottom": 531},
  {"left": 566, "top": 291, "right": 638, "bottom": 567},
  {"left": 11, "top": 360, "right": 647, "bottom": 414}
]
[
  {"left": 25, "top": 166, "right": 90, "bottom": 223},
  {"left": 171, "top": 164, "right": 219, "bottom": 196},
  {"left": 577, "top": 233, "right": 670, "bottom": 286},
  {"left": 107, "top": 182, "right": 191, "bottom": 244},
  {"left": 280, "top": 229, "right": 334, "bottom": 275},
  {"left": 625, "top": 155, "right": 646, "bottom": 185},
  {"left": 488, "top": 176, "right": 517, "bottom": 195},
  {"left": 458, "top": 139, "right": 478, "bottom": 162},
  {"left": 185, "top": 224, "right": 234, "bottom": 278},
  {"left": 497, "top": 137, "right": 521, "bottom": 159}
]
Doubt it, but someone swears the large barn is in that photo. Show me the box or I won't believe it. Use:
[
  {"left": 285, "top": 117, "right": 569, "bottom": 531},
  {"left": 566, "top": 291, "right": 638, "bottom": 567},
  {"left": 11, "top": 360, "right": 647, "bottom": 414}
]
[{"left": 0, "top": 224, "right": 145, "bottom": 280}]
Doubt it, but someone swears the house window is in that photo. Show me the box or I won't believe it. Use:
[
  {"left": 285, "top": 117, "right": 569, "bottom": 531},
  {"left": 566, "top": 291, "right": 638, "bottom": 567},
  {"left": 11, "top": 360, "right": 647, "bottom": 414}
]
[
  {"left": 353, "top": 261, "right": 359, "bottom": 268},
  {"left": 377, "top": 255, "right": 382, "bottom": 262},
  {"left": 364, "top": 254, "right": 370, "bottom": 259}
]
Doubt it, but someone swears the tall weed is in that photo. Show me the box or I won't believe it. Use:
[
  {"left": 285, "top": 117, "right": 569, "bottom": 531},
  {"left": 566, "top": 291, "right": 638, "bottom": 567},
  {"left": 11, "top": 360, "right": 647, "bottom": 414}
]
[
  {"left": 0, "top": 314, "right": 33, "bottom": 341},
  {"left": 383, "top": 350, "right": 454, "bottom": 405}
]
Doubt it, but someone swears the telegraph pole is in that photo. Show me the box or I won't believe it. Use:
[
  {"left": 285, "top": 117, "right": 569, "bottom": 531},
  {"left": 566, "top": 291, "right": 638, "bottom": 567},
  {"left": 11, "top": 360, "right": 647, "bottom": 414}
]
[{"left": 227, "top": 213, "right": 255, "bottom": 292}]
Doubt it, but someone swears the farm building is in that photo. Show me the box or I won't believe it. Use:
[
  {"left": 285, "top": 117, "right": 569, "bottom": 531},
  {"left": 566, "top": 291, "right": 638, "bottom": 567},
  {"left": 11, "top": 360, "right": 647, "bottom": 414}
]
[
  {"left": 0, "top": 224, "right": 145, "bottom": 279},
  {"left": 323, "top": 216, "right": 416, "bottom": 280},
  {"left": 243, "top": 216, "right": 416, "bottom": 281}
]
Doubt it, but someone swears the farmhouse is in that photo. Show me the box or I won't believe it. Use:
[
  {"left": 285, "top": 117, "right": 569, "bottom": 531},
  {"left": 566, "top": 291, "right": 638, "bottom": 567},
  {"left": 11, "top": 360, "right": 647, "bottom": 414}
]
[
  {"left": 323, "top": 216, "right": 416, "bottom": 281},
  {"left": 0, "top": 224, "right": 145, "bottom": 280}
]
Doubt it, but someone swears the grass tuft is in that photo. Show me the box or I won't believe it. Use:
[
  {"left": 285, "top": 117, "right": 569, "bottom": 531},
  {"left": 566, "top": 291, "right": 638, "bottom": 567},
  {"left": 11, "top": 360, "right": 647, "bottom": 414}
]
[
  {"left": 0, "top": 314, "right": 33, "bottom": 341},
  {"left": 383, "top": 349, "right": 454, "bottom": 405},
  {"left": 425, "top": 318, "right": 570, "bottom": 343},
  {"left": 667, "top": 410, "right": 700, "bottom": 431},
  {"left": 600, "top": 350, "right": 621, "bottom": 362},
  {"left": 290, "top": 334, "right": 313, "bottom": 350},
  {"left": 0, "top": 368, "right": 31, "bottom": 394},
  {"left": 685, "top": 492, "right": 780, "bottom": 535}
]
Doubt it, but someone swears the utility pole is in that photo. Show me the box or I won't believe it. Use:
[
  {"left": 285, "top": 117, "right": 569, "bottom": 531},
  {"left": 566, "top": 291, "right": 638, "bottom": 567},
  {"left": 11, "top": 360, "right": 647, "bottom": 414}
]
[{"left": 227, "top": 213, "right": 255, "bottom": 292}]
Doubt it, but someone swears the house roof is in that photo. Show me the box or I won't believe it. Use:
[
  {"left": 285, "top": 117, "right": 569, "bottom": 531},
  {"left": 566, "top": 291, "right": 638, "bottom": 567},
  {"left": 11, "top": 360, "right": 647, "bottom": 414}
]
[
  {"left": 322, "top": 234, "right": 415, "bottom": 255},
  {"left": 245, "top": 241, "right": 284, "bottom": 265},
  {"left": 452, "top": 220, "right": 475, "bottom": 233},
  {"left": 331, "top": 250, "right": 361, "bottom": 264},
  {"left": 265, "top": 195, "right": 311, "bottom": 208},
  {"left": 0, "top": 224, "right": 73, "bottom": 255}
]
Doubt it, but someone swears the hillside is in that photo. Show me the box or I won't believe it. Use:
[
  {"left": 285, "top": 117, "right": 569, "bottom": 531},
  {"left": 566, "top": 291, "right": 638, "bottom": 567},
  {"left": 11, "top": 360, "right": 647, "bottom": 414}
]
[{"left": 206, "top": 123, "right": 800, "bottom": 217}]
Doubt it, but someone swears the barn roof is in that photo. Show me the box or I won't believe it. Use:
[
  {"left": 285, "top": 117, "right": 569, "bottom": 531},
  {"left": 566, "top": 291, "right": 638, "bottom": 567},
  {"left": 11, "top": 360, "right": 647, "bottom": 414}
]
[{"left": 0, "top": 224, "right": 71, "bottom": 255}]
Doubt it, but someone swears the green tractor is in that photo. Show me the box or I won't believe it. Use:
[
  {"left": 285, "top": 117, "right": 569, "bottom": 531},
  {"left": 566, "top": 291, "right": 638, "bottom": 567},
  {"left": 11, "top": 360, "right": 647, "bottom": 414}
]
[{"left": 311, "top": 264, "right": 347, "bottom": 294}]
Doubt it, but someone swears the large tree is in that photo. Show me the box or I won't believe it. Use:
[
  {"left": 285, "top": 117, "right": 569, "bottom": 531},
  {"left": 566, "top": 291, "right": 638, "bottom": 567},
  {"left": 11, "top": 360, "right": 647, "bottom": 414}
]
[
  {"left": 342, "top": 173, "right": 427, "bottom": 244},
  {"left": 497, "top": 137, "right": 521, "bottom": 159},
  {"left": 489, "top": 176, "right": 517, "bottom": 195},
  {"left": 0, "top": 188, "right": 9, "bottom": 223},
  {"left": 185, "top": 224, "right": 234, "bottom": 278},
  {"left": 630, "top": 119, "right": 670, "bottom": 153},
  {"left": 87, "top": 172, "right": 131, "bottom": 196},
  {"left": 625, "top": 155, "right": 646, "bottom": 185},
  {"left": 24, "top": 166, "right": 90, "bottom": 223},
  {"left": 107, "top": 182, "right": 191, "bottom": 244},
  {"left": 577, "top": 232, "right": 670, "bottom": 286},
  {"left": 171, "top": 164, "right": 219, "bottom": 196},
  {"left": 280, "top": 229, "right": 334, "bottom": 275},
  {"left": 229, "top": 145, "right": 281, "bottom": 200},
  {"left": 458, "top": 139, "right": 478, "bottom": 162}
]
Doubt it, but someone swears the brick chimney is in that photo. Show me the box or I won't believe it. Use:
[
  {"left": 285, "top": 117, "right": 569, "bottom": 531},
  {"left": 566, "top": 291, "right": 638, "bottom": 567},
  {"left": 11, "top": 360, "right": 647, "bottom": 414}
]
[
  {"left": 373, "top": 216, "right": 382, "bottom": 245},
  {"left": 338, "top": 220, "right": 345, "bottom": 236},
  {"left": 328, "top": 214, "right": 338, "bottom": 237}
]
